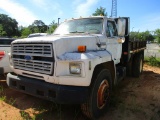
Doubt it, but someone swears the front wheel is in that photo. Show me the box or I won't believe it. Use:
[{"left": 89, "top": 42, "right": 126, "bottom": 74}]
[{"left": 81, "top": 69, "right": 112, "bottom": 119}]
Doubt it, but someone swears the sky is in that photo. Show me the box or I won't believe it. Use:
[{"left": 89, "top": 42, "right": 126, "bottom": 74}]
[{"left": 0, "top": 0, "right": 160, "bottom": 32}]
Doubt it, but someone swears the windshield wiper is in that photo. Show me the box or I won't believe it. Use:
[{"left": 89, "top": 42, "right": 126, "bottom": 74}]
[
  {"left": 69, "top": 31, "right": 85, "bottom": 33},
  {"left": 53, "top": 34, "right": 60, "bottom": 35}
]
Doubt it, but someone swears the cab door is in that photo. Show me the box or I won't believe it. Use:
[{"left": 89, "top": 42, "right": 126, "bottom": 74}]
[{"left": 105, "top": 20, "right": 122, "bottom": 64}]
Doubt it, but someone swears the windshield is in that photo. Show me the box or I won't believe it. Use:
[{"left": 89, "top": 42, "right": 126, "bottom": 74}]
[{"left": 54, "top": 18, "right": 103, "bottom": 35}]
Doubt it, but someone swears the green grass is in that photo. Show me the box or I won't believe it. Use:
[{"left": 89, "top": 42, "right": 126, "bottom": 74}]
[
  {"left": 0, "top": 96, "right": 6, "bottom": 101},
  {"left": 0, "top": 86, "right": 16, "bottom": 105},
  {"left": 0, "top": 85, "right": 4, "bottom": 93},
  {"left": 0, "top": 86, "right": 6, "bottom": 101},
  {"left": 7, "top": 97, "right": 16, "bottom": 105},
  {"left": 20, "top": 110, "right": 32, "bottom": 120},
  {"left": 144, "top": 56, "right": 160, "bottom": 67}
]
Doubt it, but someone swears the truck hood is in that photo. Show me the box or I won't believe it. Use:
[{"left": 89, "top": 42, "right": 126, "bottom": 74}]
[{"left": 12, "top": 34, "right": 102, "bottom": 58}]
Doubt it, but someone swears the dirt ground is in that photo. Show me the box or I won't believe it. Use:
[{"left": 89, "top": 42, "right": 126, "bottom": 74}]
[{"left": 0, "top": 64, "right": 160, "bottom": 120}]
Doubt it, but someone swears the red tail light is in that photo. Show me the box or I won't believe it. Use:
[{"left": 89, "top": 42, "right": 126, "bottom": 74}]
[{"left": 0, "top": 51, "right": 5, "bottom": 60}]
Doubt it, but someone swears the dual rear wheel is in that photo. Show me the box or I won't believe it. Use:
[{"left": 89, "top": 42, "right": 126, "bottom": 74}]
[
  {"left": 132, "top": 54, "right": 144, "bottom": 77},
  {"left": 127, "top": 52, "right": 144, "bottom": 77}
]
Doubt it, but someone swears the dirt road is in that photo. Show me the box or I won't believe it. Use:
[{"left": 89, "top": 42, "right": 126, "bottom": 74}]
[{"left": 0, "top": 64, "right": 160, "bottom": 120}]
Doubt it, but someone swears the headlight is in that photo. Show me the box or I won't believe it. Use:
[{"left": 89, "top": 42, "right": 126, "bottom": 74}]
[{"left": 69, "top": 63, "right": 81, "bottom": 74}]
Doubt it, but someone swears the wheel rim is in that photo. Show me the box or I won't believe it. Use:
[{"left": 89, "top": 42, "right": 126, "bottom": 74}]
[
  {"left": 140, "top": 59, "right": 143, "bottom": 73},
  {"left": 97, "top": 80, "right": 109, "bottom": 109}
]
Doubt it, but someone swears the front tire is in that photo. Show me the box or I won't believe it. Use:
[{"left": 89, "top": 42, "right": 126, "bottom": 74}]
[{"left": 81, "top": 69, "right": 112, "bottom": 119}]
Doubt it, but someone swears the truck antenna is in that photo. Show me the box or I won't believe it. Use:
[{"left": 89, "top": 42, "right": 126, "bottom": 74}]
[{"left": 111, "top": 0, "right": 117, "bottom": 18}]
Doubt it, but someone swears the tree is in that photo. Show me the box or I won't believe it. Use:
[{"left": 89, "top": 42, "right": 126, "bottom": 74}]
[
  {"left": 129, "top": 32, "right": 139, "bottom": 41},
  {"left": 155, "top": 29, "right": 160, "bottom": 43},
  {"left": 29, "top": 20, "right": 48, "bottom": 33},
  {"left": 48, "top": 20, "right": 57, "bottom": 34},
  {"left": 142, "top": 31, "right": 154, "bottom": 41},
  {"left": 130, "top": 31, "right": 154, "bottom": 41},
  {"left": 0, "top": 14, "right": 19, "bottom": 37},
  {"left": 0, "top": 24, "right": 6, "bottom": 36},
  {"left": 21, "top": 27, "right": 31, "bottom": 37},
  {"left": 32, "top": 20, "right": 45, "bottom": 26},
  {"left": 92, "top": 6, "right": 107, "bottom": 16}
]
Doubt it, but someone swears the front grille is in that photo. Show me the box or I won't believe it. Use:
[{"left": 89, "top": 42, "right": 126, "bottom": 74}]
[
  {"left": 13, "top": 59, "right": 53, "bottom": 74},
  {"left": 12, "top": 43, "right": 54, "bottom": 75},
  {"left": 12, "top": 44, "right": 52, "bottom": 57}
]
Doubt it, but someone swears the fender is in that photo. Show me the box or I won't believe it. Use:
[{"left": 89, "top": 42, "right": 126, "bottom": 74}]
[{"left": 56, "top": 50, "right": 113, "bottom": 86}]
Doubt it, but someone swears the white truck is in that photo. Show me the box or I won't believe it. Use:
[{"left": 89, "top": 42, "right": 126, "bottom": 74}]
[
  {"left": 7, "top": 16, "right": 146, "bottom": 119},
  {"left": 0, "top": 38, "right": 15, "bottom": 75}
]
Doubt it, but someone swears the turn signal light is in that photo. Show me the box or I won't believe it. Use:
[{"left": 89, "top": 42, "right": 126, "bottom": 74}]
[
  {"left": 78, "top": 46, "right": 86, "bottom": 52},
  {"left": 0, "top": 51, "right": 5, "bottom": 60}
]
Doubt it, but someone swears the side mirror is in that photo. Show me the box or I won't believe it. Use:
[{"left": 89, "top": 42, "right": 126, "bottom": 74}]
[{"left": 117, "top": 18, "right": 126, "bottom": 36}]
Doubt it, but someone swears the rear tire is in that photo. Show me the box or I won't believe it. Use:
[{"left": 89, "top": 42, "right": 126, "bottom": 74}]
[
  {"left": 81, "top": 69, "right": 112, "bottom": 119},
  {"left": 132, "top": 53, "right": 143, "bottom": 77},
  {"left": 126, "top": 59, "right": 132, "bottom": 77}
]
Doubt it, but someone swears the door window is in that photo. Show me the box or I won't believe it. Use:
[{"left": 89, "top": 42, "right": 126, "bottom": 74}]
[{"left": 106, "top": 21, "right": 117, "bottom": 37}]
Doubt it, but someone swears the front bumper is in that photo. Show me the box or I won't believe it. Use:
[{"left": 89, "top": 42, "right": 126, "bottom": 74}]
[{"left": 7, "top": 73, "right": 89, "bottom": 104}]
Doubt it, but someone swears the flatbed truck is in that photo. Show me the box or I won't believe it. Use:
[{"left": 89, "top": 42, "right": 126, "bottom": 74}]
[{"left": 7, "top": 16, "right": 146, "bottom": 119}]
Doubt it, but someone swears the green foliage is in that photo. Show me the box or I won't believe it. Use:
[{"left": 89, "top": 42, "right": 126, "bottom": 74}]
[
  {"left": 47, "top": 20, "right": 57, "bottom": 34},
  {"left": 21, "top": 27, "right": 32, "bottom": 37},
  {"left": 0, "top": 86, "right": 6, "bottom": 101},
  {"left": 0, "top": 24, "right": 7, "bottom": 36},
  {"left": 130, "top": 31, "right": 154, "bottom": 41},
  {"left": 20, "top": 110, "right": 32, "bottom": 120},
  {"left": 155, "top": 29, "right": 160, "bottom": 43},
  {"left": 29, "top": 20, "right": 48, "bottom": 33},
  {"left": 7, "top": 98, "right": 16, "bottom": 105},
  {"left": 144, "top": 56, "right": 160, "bottom": 67},
  {"left": 32, "top": 20, "right": 45, "bottom": 26},
  {"left": 92, "top": 6, "right": 107, "bottom": 16},
  {"left": 0, "top": 14, "right": 19, "bottom": 37},
  {"left": 0, "top": 96, "right": 6, "bottom": 101}
]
